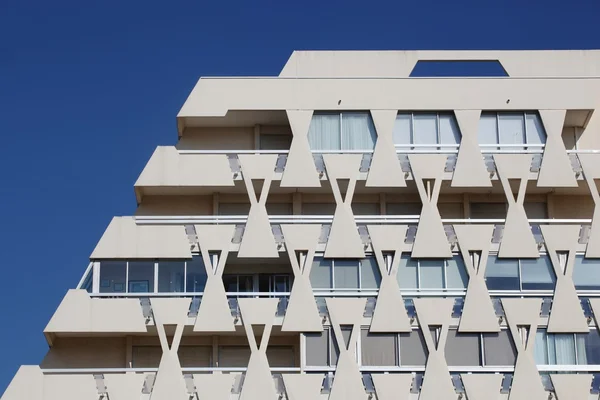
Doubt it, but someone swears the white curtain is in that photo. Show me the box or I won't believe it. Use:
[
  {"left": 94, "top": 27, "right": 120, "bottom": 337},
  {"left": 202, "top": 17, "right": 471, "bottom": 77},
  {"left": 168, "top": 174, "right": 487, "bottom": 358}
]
[
  {"left": 341, "top": 112, "right": 376, "bottom": 150},
  {"left": 393, "top": 113, "right": 412, "bottom": 146},
  {"left": 576, "top": 334, "right": 588, "bottom": 365},
  {"left": 534, "top": 330, "right": 549, "bottom": 364},
  {"left": 308, "top": 113, "right": 341, "bottom": 150},
  {"left": 525, "top": 113, "right": 546, "bottom": 145},
  {"left": 413, "top": 113, "right": 438, "bottom": 146},
  {"left": 548, "top": 334, "right": 576, "bottom": 364},
  {"left": 439, "top": 113, "right": 462, "bottom": 149}
]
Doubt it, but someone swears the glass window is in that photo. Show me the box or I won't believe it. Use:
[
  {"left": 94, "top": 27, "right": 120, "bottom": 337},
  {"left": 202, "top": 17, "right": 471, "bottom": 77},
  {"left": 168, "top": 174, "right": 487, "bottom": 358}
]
[
  {"left": 218, "top": 346, "right": 251, "bottom": 367},
  {"left": 547, "top": 333, "right": 576, "bottom": 365},
  {"left": 419, "top": 259, "right": 445, "bottom": 289},
  {"left": 360, "top": 257, "right": 381, "bottom": 289},
  {"left": 386, "top": 202, "right": 422, "bottom": 215},
  {"left": 577, "top": 330, "right": 600, "bottom": 365},
  {"left": 331, "top": 326, "right": 352, "bottom": 366},
  {"left": 99, "top": 261, "right": 126, "bottom": 293},
  {"left": 534, "top": 329, "right": 549, "bottom": 365},
  {"left": 132, "top": 346, "right": 162, "bottom": 368},
  {"left": 342, "top": 112, "right": 377, "bottom": 150},
  {"left": 222, "top": 275, "right": 238, "bottom": 292},
  {"left": 520, "top": 257, "right": 556, "bottom": 290},
  {"left": 393, "top": 113, "right": 412, "bottom": 145},
  {"left": 352, "top": 203, "right": 380, "bottom": 215},
  {"left": 439, "top": 113, "right": 461, "bottom": 148},
  {"left": 128, "top": 261, "right": 155, "bottom": 293},
  {"left": 397, "top": 255, "right": 418, "bottom": 289},
  {"left": 259, "top": 134, "right": 292, "bottom": 150},
  {"left": 308, "top": 113, "right": 341, "bottom": 151},
  {"left": 305, "top": 332, "right": 328, "bottom": 366},
  {"left": 266, "top": 203, "right": 293, "bottom": 215},
  {"left": 413, "top": 114, "right": 438, "bottom": 145},
  {"left": 218, "top": 203, "right": 250, "bottom": 216},
  {"left": 186, "top": 256, "right": 207, "bottom": 292},
  {"left": 302, "top": 203, "right": 336, "bottom": 215},
  {"left": 399, "top": 330, "right": 428, "bottom": 366},
  {"left": 446, "top": 256, "right": 469, "bottom": 289},
  {"left": 158, "top": 261, "right": 185, "bottom": 293},
  {"left": 267, "top": 346, "right": 295, "bottom": 367},
  {"left": 470, "top": 202, "right": 507, "bottom": 219},
  {"left": 525, "top": 113, "right": 546, "bottom": 145},
  {"left": 335, "top": 260, "right": 360, "bottom": 289},
  {"left": 310, "top": 258, "right": 332, "bottom": 289},
  {"left": 478, "top": 113, "right": 498, "bottom": 145},
  {"left": 498, "top": 113, "right": 525, "bottom": 147},
  {"left": 179, "top": 346, "right": 212, "bottom": 367},
  {"left": 445, "top": 330, "right": 481, "bottom": 366},
  {"left": 483, "top": 330, "right": 517, "bottom": 366},
  {"left": 485, "top": 256, "right": 520, "bottom": 290},
  {"left": 524, "top": 202, "right": 548, "bottom": 219},
  {"left": 361, "top": 329, "right": 398, "bottom": 366},
  {"left": 573, "top": 256, "right": 600, "bottom": 290},
  {"left": 81, "top": 268, "right": 93, "bottom": 293},
  {"left": 238, "top": 275, "right": 253, "bottom": 292}
]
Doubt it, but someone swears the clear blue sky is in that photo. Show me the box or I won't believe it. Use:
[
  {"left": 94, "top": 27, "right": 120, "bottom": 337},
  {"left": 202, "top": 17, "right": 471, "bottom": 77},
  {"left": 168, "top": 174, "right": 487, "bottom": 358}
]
[{"left": 1, "top": 0, "right": 599, "bottom": 395}]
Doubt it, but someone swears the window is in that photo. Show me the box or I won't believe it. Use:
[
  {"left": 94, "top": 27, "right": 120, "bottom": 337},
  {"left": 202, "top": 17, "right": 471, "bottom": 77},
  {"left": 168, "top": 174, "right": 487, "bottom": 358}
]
[
  {"left": 132, "top": 345, "right": 212, "bottom": 368},
  {"left": 127, "top": 261, "right": 155, "bottom": 293},
  {"left": 80, "top": 268, "right": 93, "bottom": 293},
  {"left": 99, "top": 261, "right": 126, "bottom": 293},
  {"left": 535, "top": 330, "right": 588, "bottom": 365},
  {"left": 259, "top": 134, "right": 292, "bottom": 150},
  {"left": 445, "top": 330, "right": 482, "bottom": 366},
  {"left": 478, "top": 112, "right": 546, "bottom": 150},
  {"left": 305, "top": 331, "right": 329, "bottom": 366},
  {"left": 361, "top": 329, "right": 398, "bottom": 366},
  {"left": 469, "top": 202, "right": 548, "bottom": 219},
  {"left": 158, "top": 261, "right": 185, "bottom": 293},
  {"left": 218, "top": 346, "right": 251, "bottom": 367},
  {"left": 223, "top": 275, "right": 254, "bottom": 293},
  {"left": 573, "top": 255, "right": 600, "bottom": 290},
  {"left": 396, "top": 255, "right": 468, "bottom": 290},
  {"left": 186, "top": 256, "right": 208, "bottom": 292},
  {"left": 305, "top": 328, "right": 353, "bottom": 367},
  {"left": 399, "top": 330, "right": 428, "bottom": 366},
  {"left": 386, "top": 202, "right": 422, "bottom": 215},
  {"left": 97, "top": 257, "right": 215, "bottom": 294},
  {"left": 308, "top": 112, "right": 377, "bottom": 151},
  {"left": 393, "top": 112, "right": 461, "bottom": 149},
  {"left": 309, "top": 257, "right": 382, "bottom": 290},
  {"left": 302, "top": 203, "right": 336, "bottom": 215},
  {"left": 485, "top": 255, "right": 556, "bottom": 291},
  {"left": 218, "top": 203, "right": 251, "bottom": 216},
  {"left": 482, "top": 330, "right": 517, "bottom": 366}
]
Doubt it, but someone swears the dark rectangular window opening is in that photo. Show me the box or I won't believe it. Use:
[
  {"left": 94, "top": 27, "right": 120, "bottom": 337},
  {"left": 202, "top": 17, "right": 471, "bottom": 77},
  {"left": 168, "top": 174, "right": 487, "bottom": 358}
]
[{"left": 409, "top": 60, "right": 509, "bottom": 77}]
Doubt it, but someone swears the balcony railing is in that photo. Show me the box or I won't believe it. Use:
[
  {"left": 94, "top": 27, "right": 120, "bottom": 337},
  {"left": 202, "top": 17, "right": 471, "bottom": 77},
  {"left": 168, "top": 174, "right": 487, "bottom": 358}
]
[{"left": 37, "top": 368, "right": 600, "bottom": 396}]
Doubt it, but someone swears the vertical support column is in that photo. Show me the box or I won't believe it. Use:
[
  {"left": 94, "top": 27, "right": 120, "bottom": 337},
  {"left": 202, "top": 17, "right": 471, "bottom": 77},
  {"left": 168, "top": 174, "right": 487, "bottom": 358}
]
[
  {"left": 501, "top": 298, "right": 547, "bottom": 400},
  {"left": 412, "top": 298, "right": 456, "bottom": 400},
  {"left": 494, "top": 154, "right": 539, "bottom": 258},
  {"left": 281, "top": 224, "right": 323, "bottom": 332}
]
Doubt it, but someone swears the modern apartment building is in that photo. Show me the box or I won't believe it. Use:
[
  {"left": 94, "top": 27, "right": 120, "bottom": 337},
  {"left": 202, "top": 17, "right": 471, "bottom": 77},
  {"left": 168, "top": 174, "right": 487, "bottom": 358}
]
[{"left": 5, "top": 50, "right": 600, "bottom": 400}]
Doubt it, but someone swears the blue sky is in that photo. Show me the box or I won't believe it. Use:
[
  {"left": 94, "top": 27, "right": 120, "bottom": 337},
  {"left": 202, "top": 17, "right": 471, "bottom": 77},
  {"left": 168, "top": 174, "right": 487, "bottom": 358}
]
[{"left": 1, "top": 0, "right": 600, "bottom": 394}]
